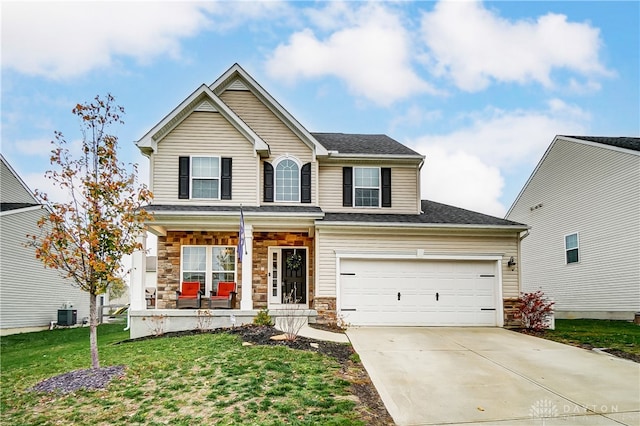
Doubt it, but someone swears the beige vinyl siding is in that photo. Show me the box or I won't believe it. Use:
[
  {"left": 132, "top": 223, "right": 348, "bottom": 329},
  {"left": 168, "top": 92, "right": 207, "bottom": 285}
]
[
  {"left": 316, "top": 227, "right": 519, "bottom": 298},
  {"left": 0, "top": 209, "right": 90, "bottom": 330},
  {"left": 220, "top": 90, "right": 316, "bottom": 204},
  {"left": 319, "top": 164, "right": 420, "bottom": 214},
  {"left": 1, "top": 160, "right": 36, "bottom": 203},
  {"left": 151, "top": 112, "right": 258, "bottom": 205},
  {"left": 507, "top": 139, "right": 640, "bottom": 313}
]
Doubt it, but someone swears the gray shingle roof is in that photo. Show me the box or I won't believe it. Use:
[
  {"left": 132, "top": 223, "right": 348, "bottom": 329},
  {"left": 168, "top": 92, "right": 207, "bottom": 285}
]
[
  {"left": 312, "top": 133, "right": 422, "bottom": 156},
  {"left": 319, "top": 200, "right": 526, "bottom": 227},
  {"left": 563, "top": 136, "right": 640, "bottom": 152}
]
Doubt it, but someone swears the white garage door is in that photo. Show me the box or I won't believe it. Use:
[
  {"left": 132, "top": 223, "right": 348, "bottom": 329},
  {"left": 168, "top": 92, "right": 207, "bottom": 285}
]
[{"left": 339, "top": 259, "right": 499, "bottom": 326}]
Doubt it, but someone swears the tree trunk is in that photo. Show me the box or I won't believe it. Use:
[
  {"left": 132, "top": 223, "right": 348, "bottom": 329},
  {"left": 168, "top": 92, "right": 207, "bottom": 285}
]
[{"left": 89, "top": 292, "right": 100, "bottom": 369}]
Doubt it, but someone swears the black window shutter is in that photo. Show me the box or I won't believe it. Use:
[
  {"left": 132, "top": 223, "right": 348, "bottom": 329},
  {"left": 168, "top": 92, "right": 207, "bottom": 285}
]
[
  {"left": 301, "top": 163, "right": 312, "bottom": 203},
  {"left": 381, "top": 168, "right": 392, "bottom": 208},
  {"left": 343, "top": 167, "right": 353, "bottom": 207},
  {"left": 178, "top": 156, "right": 190, "bottom": 199},
  {"left": 264, "top": 162, "right": 274, "bottom": 202},
  {"left": 221, "top": 157, "right": 232, "bottom": 200}
]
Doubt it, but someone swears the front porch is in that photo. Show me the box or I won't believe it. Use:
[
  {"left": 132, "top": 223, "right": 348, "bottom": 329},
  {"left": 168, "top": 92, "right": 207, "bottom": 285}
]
[
  {"left": 129, "top": 225, "right": 326, "bottom": 338},
  {"left": 128, "top": 308, "right": 318, "bottom": 339}
]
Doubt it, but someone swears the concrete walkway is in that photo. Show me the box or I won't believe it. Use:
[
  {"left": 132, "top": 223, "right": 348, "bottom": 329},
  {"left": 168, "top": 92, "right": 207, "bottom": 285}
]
[
  {"left": 347, "top": 327, "right": 640, "bottom": 425},
  {"left": 280, "top": 324, "right": 350, "bottom": 343}
]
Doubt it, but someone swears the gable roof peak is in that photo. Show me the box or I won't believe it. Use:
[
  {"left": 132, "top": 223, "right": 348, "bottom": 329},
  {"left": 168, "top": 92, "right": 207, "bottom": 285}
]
[
  {"left": 210, "top": 64, "right": 329, "bottom": 157},
  {"left": 135, "top": 83, "right": 269, "bottom": 156}
]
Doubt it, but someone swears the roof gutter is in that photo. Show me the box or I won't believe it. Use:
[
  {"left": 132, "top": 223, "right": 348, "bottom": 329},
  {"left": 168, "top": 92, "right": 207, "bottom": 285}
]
[{"left": 315, "top": 221, "right": 530, "bottom": 232}]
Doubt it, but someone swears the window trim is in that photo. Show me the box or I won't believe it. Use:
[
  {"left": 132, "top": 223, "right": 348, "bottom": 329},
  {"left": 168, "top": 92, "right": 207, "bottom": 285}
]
[
  {"left": 190, "top": 156, "right": 221, "bottom": 200},
  {"left": 564, "top": 232, "right": 580, "bottom": 264},
  {"left": 353, "top": 166, "right": 381, "bottom": 208},
  {"left": 181, "top": 245, "right": 237, "bottom": 295},
  {"left": 274, "top": 156, "right": 301, "bottom": 203}
]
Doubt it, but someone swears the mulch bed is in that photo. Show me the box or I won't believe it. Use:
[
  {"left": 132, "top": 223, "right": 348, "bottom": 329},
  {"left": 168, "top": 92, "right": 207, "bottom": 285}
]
[{"left": 30, "top": 325, "right": 395, "bottom": 425}]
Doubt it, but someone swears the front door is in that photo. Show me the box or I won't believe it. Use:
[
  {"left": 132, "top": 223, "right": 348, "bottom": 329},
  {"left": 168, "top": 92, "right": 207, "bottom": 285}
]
[{"left": 268, "top": 247, "right": 307, "bottom": 306}]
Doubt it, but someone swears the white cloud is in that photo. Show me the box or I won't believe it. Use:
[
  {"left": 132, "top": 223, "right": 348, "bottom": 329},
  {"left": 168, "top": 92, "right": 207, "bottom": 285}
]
[
  {"left": 390, "top": 105, "right": 442, "bottom": 132},
  {"left": 2, "top": 2, "right": 215, "bottom": 78},
  {"left": 421, "top": 147, "right": 506, "bottom": 217},
  {"left": 420, "top": 0, "right": 612, "bottom": 91},
  {"left": 411, "top": 100, "right": 588, "bottom": 216},
  {"left": 266, "top": 3, "right": 436, "bottom": 106},
  {"left": 2, "top": 2, "right": 291, "bottom": 79},
  {"left": 12, "top": 138, "right": 54, "bottom": 157},
  {"left": 22, "top": 171, "right": 68, "bottom": 205}
]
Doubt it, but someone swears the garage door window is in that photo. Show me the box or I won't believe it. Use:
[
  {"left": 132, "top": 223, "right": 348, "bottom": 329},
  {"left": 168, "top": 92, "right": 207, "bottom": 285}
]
[{"left": 565, "top": 233, "right": 579, "bottom": 264}]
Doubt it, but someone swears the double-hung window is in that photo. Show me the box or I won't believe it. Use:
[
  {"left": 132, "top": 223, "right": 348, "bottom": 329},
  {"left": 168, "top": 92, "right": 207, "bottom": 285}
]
[
  {"left": 565, "top": 233, "right": 579, "bottom": 264},
  {"left": 354, "top": 167, "right": 380, "bottom": 207},
  {"left": 181, "top": 246, "right": 236, "bottom": 295},
  {"left": 182, "top": 246, "right": 207, "bottom": 294},
  {"left": 275, "top": 158, "right": 300, "bottom": 202},
  {"left": 192, "top": 157, "right": 220, "bottom": 199}
]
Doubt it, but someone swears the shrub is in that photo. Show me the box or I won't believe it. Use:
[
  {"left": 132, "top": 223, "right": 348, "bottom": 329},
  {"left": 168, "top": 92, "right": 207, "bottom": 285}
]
[
  {"left": 253, "top": 308, "right": 273, "bottom": 326},
  {"left": 516, "top": 290, "right": 555, "bottom": 331}
]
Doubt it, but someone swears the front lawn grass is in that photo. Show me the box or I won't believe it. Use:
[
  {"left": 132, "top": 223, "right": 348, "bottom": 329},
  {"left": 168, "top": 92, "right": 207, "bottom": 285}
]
[
  {"left": 542, "top": 319, "right": 640, "bottom": 358},
  {"left": 1, "top": 324, "right": 364, "bottom": 425}
]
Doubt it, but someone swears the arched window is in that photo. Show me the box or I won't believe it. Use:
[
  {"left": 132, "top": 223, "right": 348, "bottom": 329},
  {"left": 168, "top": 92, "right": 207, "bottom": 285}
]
[{"left": 275, "top": 158, "right": 300, "bottom": 202}]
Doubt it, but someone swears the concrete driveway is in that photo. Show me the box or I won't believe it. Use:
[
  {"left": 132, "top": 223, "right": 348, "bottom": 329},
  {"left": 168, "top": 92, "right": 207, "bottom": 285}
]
[{"left": 346, "top": 327, "right": 640, "bottom": 425}]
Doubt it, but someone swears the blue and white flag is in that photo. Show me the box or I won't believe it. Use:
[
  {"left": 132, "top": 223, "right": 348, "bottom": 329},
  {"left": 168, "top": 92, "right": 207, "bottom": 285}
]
[{"left": 238, "top": 206, "right": 246, "bottom": 262}]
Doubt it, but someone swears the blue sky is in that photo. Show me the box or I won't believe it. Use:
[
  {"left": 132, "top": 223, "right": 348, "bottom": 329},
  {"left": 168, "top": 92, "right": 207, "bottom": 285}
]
[{"left": 2, "top": 1, "right": 639, "bottom": 218}]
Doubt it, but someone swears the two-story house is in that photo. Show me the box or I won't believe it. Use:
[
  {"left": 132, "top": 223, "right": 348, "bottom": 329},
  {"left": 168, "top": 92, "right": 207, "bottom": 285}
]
[{"left": 128, "top": 64, "right": 528, "bottom": 338}]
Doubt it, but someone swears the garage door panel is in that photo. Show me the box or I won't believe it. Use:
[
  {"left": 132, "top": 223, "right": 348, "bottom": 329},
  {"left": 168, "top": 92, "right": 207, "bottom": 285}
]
[{"left": 340, "top": 259, "right": 499, "bottom": 326}]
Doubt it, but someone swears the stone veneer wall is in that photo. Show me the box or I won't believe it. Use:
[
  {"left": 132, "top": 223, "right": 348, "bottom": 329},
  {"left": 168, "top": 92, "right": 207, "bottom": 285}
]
[
  {"left": 156, "top": 231, "right": 241, "bottom": 309},
  {"left": 313, "top": 297, "right": 337, "bottom": 324},
  {"left": 251, "top": 232, "right": 314, "bottom": 309},
  {"left": 503, "top": 298, "right": 522, "bottom": 328},
  {"left": 156, "top": 230, "right": 315, "bottom": 310}
]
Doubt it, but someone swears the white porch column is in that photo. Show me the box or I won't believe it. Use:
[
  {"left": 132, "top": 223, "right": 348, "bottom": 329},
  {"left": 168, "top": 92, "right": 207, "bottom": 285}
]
[
  {"left": 130, "top": 232, "right": 147, "bottom": 310},
  {"left": 240, "top": 224, "right": 254, "bottom": 310}
]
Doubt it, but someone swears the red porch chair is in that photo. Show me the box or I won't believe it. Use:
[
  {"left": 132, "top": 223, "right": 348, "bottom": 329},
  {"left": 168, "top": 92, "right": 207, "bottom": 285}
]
[
  {"left": 176, "top": 281, "right": 203, "bottom": 309},
  {"left": 209, "top": 282, "right": 237, "bottom": 309}
]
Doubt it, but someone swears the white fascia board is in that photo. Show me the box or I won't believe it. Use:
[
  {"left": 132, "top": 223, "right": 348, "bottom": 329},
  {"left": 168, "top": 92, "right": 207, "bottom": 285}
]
[
  {"left": 561, "top": 135, "right": 640, "bottom": 156},
  {"left": 149, "top": 210, "right": 324, "bottom": 219},
  {"left": 315, "top": 221, "right": 529, "bottom": 232},
  {"left": 0, "top": 204, "right": 43, "bottom": 217},
  {"left": 136, "top": 84, "right": 209, "bottom": 152},
  {"left": 505, "top": 136, "right": 557, "bottom": 218},
  {"left": 210, "top": 63, "right": 328, "bottom": 157},
  {"left": 323, "top": 153, "right": 425, "bottom": 163},
  {"left": 135, "top": 84, "right": 269, "bottom": 155},
  {"left": 0, "top": 154, "right": 39, "bottom": 204}
]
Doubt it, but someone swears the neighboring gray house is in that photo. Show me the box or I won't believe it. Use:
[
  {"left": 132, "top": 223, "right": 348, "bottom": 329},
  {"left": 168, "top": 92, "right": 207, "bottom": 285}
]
[
  {"left": 506, "top": 136, "right": 640, "bottom": 320},
  {"left": 0, "top": 154, "right": 90, "bottom": 335}
]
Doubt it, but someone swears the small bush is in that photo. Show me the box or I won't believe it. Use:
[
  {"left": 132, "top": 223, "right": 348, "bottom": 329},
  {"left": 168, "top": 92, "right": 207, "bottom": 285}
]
[
  {"left": 516, "top": 290, "right": 555, "bottom": 331},
  {"left": 253, "top": 309, "right": 273, "bottom": 326}
]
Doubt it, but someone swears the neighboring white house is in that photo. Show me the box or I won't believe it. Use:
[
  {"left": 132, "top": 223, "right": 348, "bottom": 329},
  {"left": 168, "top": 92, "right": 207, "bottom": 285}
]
[
  {"left": 0, "top": 154, "right": 90, "bottom": 335},
  {"left": 506, "top": 135, "right": 640, "bottom": 320}
]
